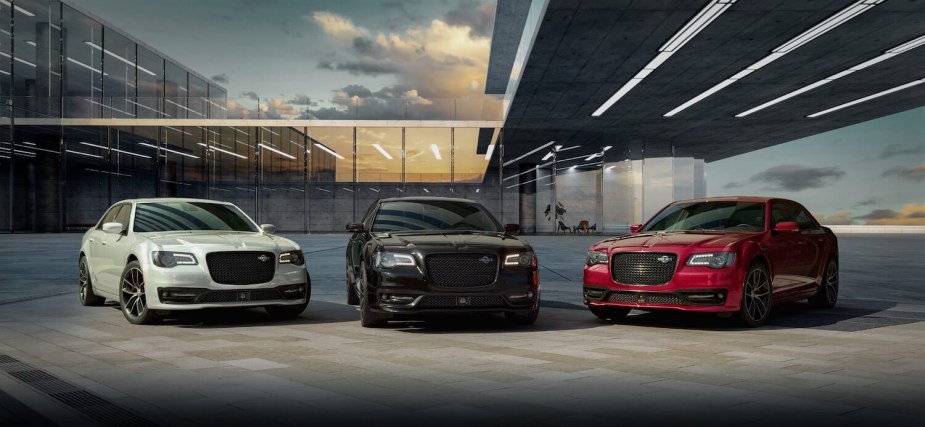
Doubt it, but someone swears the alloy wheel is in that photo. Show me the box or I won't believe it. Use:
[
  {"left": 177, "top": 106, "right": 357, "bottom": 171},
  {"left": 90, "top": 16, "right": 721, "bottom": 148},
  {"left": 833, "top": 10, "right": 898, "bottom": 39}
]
[
  {"left": 743, "top": 267, "right": 770, "bottom": 323},
  {"left": 79, "top": 261, "right": 90, "bottom": 301},
  {"left": 121, "top": 267, "right": 147, "bottom": 319},
  {"left": 824, "top": 261, "right": 838, "bottom": 305}
]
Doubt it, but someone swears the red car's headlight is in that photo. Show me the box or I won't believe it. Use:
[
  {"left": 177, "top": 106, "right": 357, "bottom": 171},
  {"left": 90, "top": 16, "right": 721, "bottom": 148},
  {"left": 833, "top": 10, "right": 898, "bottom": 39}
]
[{"left": 687, "top": 252, "right": 735, "bottom": 269}]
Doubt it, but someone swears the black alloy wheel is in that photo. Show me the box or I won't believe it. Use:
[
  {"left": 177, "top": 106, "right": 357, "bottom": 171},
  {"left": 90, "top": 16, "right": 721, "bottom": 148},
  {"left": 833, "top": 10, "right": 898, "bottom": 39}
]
[
  {"left": 737, "top": 263, "right": 771, "bottom": 327},
  {"left": 119, "top": 261, "right": 158, "bottom": 325},
  {"left": 359, "top": 262, "right": 389, "bottom": 328},
  {"left": 809, "top": 258, "right": 838, "bottom": 308},
  {"left": 346, "top": 267, "right": 359, "bottom": 306},
  {"left": 266, "top": 275, "right": 312, "bottom": 319},
  {"left": 79, "top": 256, "right": 104, "bottom": 306},
  {"left": 505, "top": 306, "right": 540, "bottom": 326}
]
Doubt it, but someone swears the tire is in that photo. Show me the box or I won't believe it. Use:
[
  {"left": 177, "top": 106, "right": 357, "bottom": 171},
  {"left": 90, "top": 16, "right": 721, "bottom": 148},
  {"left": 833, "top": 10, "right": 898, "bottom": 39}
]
[
  {"left": 79, "top": 256, "right": 104, "bottom": 306},
  {"left": 505, "top": 306, "right": 540, "bottom": 326},
  {"left": 589, "top": 305, "right": 629, "bottom": 321},
  {"left": 736, "top": 262, "right": 772, "bottom": 327},
  {"left": 119, "top": 261, "right": 159, "bottom": 325},
  {"left": 359, "top": 263, "right": 388, "bottom": 328},
  {"left": 346, "top": 268, "right": 359, "bottom": 306},
  {"left": 809, "top": 258, "right": 838, "bottom": 308}
]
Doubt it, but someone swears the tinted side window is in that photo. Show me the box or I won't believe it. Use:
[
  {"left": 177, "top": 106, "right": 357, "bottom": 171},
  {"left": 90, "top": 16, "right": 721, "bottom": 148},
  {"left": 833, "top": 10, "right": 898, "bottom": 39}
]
[
  {"left": 770, "top": 202, "right": 794, "bottom": 226},
  {"left": 97, "top": 204, "right": 124, "bottom": 229},
  {"left": 115, "top": 204, "right": 132, "bottom": 230},
  {"left": 789, "top": 203, "right": 819, "bottom": 231}
]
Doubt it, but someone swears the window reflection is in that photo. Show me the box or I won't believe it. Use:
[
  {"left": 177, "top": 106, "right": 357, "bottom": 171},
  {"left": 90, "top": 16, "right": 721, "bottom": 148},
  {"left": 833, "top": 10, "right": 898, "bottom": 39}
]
[{"left": 405, "top": 128, "right": 450, "bottom": 183}]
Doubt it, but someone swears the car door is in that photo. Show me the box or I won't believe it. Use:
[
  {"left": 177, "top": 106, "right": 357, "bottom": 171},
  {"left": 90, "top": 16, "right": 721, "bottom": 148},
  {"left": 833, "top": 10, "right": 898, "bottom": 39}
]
[
  {"left": 347, "top": 202, "right": 378, "bottom": 283},
  {"left": 766, "top": 201, "right": 812, "bottom": 297},
  {"left": 96, "top": 203, "right": 134, "bottom": 291},
  {"left": 791, "top": 203, "right": 823, "bottom": 289},
  {"left": 85, "top": 204, "right": 124, "bottom": 289}
]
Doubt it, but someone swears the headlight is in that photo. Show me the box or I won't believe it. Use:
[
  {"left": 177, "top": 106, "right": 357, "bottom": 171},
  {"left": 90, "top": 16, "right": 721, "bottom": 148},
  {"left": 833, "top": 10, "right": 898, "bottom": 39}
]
[
  {"left": 687, "top": 252, "right": 735, "bottom": 269},
  {"left": 279, "top": 250, "right": 304, "bottom": 266},
  {"left": 504, "top": 252, "right": 535, "bottom": 267},
  {"left": 152, "top": 251, "right": 197, "bottom": 268},
  {"left": 375, "top": 251, "right": 416, "bottom": 268},
  {"left": 586, "top": 250, "right": 608, "bottom": 266}
]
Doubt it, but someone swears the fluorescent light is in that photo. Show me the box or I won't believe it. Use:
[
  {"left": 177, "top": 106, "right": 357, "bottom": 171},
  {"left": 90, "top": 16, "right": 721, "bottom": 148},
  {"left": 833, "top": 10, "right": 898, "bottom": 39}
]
[
  {"left": 485, "top": 144, "right": 495, "bottom": 160},
  {"left": 84, "top": 41, "right": 156, "bottom": 76},
  {"left": 259, "top": 143, "right": 296, "bottom": 160},
  {"left": 261, "top": 127, "right": 280, "bottom": 136},
  {"left": 315, "top": 187, "right": 331, "bottom": 193},
  {"left": 666, "top": 0, "right": 882, "bottom": 117},
  {"left": 541, "top": 152, "right": 554, "bottom": 161},
  {"left": 737, "top": 33, "right": 925, "bottom": 118},
  {"left": 138, "top": 142, "right": 199, "bottom": 159},
  {"left": 83, "top": 98, "right": 136, "bottom": 117},
  {"left": 372, "top": 143, "right": 393, "bottom": 160},
  {"left": 807, "top": 78, "right": 925, "bottom": 118},
  {"left": 503, "top": 140, "right": 556, "bottom": 166},
  {"left": 423, "top": 188, "right": 430, "bottom": 193},
  {"left": 164, "top": 126, "right": 193, "bottom": 136},
  {"left": 584, "top": 153, "right": 600, "bottom": 161},
  {"left": 369, "top": 188, "right": 380, "bottom": 193},
  {"left": 0, "top": 70, "right": 9, "bottom": 76},
  {"left": 557, "top": 145, "right": 581, "bottom": 152},
  {"left": 0, "top": 1, "right": 36, "bottom": 17},
  {"left": 80, "top": 142, "right": 150, "bottom": 158},
  {"left": 430, "top": 144, "right": 442, "bottom": 160},
  {"left": 313, "top": 142, "right": 345, "bottom": 160},
  {"left": 0, "top": 51, "right": 36, "bottom": 68},
  {"left": 165, "top": 99, "right": 204, "bottom": 117},
  {"left": 66, "top": 149, "right": 102, "bottom": 159},
  {"left": 603, "top": 146, "right": 612, "bottom": 151},
  {"left": 25, "top": 40, "right": 36, "bottom": 47},
  {"left": 197, "top": 143, "right": 246, "bottom": 159},
  {"left": 67, "top": 57, "right": 101, "bottom": 73},
  {"left": 592, "top": 1, "right": 736, "bottom": 116}
]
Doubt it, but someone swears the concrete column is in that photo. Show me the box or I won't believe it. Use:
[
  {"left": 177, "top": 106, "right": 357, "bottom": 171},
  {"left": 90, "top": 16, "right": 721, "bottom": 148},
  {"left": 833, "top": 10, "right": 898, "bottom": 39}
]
[{"left": 518, "top": 162, "right": 536, "bottom": 233}]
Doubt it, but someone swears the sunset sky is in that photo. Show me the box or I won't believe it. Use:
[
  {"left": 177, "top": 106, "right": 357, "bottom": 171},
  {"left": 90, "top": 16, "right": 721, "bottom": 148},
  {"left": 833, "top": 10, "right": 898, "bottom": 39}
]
[{"left": 70, "top": 0, "right": 923, "bottom": 225}]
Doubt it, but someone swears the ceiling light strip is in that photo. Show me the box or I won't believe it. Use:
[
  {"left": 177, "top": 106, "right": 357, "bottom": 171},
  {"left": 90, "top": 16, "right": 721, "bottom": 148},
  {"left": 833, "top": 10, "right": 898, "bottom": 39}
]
[
  {"left": 430, "top": 144, "right": 442, "bottom": 160},
  {"left": 138, "top": 142, "right": 199, "bottom": 159},
  {"left": 806, "top": 78, "right": 925, "bottom": 118},
  {"left": 197, "top": 142, "right": 246, "bottom": 159},
  {"left": 737, "top": 33, "right": 925, "bottom": 117},
  {"left": 313, "top": 142, "right": 345, "bottom": 160},
  {"left": 502, "top": 140, "right": 556, "bottom": 167},
  {"left": 665, "top": 0, "right": 883, "bottom": 117},
  {"left": 258, "top": 143, "right": 296, "bottom": 160},
  {"left": 372, "top": 143, "right": 393, "bottom": 160},
  {"left": 484, "top": 144, "right": 495, "bottom": 161},
  {"left": 592, "top": 0, "right": 736, "bottom": 117}
]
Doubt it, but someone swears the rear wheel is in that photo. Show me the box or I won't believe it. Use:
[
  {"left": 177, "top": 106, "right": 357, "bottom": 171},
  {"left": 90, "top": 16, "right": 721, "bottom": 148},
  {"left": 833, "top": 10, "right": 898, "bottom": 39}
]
[
  {"left": 346, "top": 268, "right": 359, "bottom": 306},
  {"left": 809, "top": 258, "right": 838, "bottom": 308},
  {"left": 359, "top": 263, "right": 388, "bottom": 328},
  {"left": 589, "top": 305, "right": 629, "bottom": 321},
  {"left": 505, "top": 306, "right": 539, "bottom": 326},
  {"left": 737, "top": 263, "right": 771, "bottom": 327},
  {"left": 78, "top": 256, "right": 104, "bottom": 306},
  {"left": 119, "top": 261, "right": 159, "bottom": 325}
]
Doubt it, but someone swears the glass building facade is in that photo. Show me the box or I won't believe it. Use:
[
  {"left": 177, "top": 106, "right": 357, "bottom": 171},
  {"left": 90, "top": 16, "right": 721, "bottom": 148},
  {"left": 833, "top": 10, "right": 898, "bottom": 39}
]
[{"left": 0, "top": 0, "right": 704, "bottom": 233}]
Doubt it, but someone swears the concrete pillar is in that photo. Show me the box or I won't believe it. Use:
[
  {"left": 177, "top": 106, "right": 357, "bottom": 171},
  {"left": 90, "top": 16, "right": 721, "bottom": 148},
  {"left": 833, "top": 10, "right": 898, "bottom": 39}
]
[{"left": 518, "top": 162, "right": 536, "bottom": 233}]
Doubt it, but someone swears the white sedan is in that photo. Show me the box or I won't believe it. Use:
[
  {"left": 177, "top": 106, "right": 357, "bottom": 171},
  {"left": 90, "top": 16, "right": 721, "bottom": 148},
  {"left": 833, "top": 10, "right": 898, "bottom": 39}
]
[{"left": 78, "top": 198, "right": 310, "bottom": 324}]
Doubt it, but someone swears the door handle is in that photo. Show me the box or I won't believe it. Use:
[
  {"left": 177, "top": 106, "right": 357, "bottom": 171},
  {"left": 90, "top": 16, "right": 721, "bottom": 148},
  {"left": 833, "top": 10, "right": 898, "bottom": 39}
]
[
  {"left": 89, "top": 238, "right": 95, "bottom": 243},
  {"left": 797, "top": 241, "right": 806, "bottom": 245},
  {"left": 101, "top": 241, "right": 107, "bottom": 246}
]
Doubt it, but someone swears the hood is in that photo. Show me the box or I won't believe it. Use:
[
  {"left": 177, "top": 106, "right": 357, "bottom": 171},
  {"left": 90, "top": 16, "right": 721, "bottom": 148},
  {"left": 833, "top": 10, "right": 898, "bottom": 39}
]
[
  {"left": 374, "top": 231, "right": 530, "bottom": 251},
  {"left": 597, "top": 231, "right": 755, "bottom": 251},
  {"left": 141, "top": 231, "right": 297, "bottom": 252}
]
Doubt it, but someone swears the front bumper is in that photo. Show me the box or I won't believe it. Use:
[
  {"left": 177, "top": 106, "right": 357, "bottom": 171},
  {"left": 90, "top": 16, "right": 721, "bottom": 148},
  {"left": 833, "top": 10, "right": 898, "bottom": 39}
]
[
  {"left": 144, "top": 263, "right": 308, "bottom": 310},
  {"left": 583, "top": 263, "right": 744, "bottom": 313}
]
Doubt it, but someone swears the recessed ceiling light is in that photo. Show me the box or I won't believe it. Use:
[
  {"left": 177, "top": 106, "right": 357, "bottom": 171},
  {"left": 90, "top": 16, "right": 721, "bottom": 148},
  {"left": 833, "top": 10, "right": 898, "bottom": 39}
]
[
  {"left": 503, "top": 140, "right": 556, "bottom": 166},
  {"left": 806, "top": 77, "right": 925, "bottom": 118}
]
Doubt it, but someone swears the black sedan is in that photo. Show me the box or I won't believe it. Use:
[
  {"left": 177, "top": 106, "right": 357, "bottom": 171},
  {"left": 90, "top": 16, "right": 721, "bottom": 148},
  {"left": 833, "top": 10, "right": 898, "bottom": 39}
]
[{"left": 345, "top": 197, "right": 540, "bottom": 327}]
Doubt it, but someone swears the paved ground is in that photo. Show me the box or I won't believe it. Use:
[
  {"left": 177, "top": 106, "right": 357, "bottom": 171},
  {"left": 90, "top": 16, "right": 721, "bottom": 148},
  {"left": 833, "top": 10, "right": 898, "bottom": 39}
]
[{"left": 0, "top": 233, "right": 923, "bottom": 426}]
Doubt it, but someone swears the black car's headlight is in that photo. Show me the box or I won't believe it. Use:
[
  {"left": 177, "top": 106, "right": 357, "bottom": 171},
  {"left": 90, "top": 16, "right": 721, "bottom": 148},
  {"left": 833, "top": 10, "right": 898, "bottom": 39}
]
[
  {"left": 279, "top": 250, "right": 305, "bottom": 266},
  {"left": 375, "top": 251, "right": 416, "bottom": 268},
  {"left": 586, "top": 250, "right": 608, "bottom": 266},
  {"left": 687, "top": 252, "right": 735, "bottom": 269},
  {"left": 152, "top": 251, "right": 197, "bottom": 268},
  {"left": 504, "top": 252, "right": 535, "bottom": 267}
]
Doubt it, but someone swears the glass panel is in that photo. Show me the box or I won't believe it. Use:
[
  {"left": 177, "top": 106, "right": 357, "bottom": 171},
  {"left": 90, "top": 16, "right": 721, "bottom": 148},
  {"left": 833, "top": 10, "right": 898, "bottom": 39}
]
[
  {"left": 453, "top": 128, "right": 493, "bottom": 183},
  {"left": 135, "top": 45, "right": 162, "bottom": 119},
  {"left": 554, "top": 167, "right": 602, "bottom": 234},
  {"left": 405, "top": 128, "right": 450, "bottom": 183},
  {"left": 101, "top": 29, "right": 136, "bottom": 118},
  {"left": 188, "top": 74, "right": 207, "bottom": 118},
  {"left": 159, "top": 126, "right": 204, "bottom": 198},
  {"left": 164, "top": 61, "right": 187, "bottom": 118},
  {"left": 63, "top": 5, "right": 102, "bottom": 118},
  {"left": 603, "top": 161, "right": 636, "bottom": 234},
  {"left": 260, "top": 127, "right": 305, "bottom": 231},
  {"left": 13, "top": 0, "right": 61, "bottom": 118},
  {"left": 356, "top": 127, "right": 401, "bottom": 183},
  {"left": 109, "top": 127, "right": 156, "bottom": 202},
  {"left": 308, "top": 127, "right": 353, "bottom": 229},
  {"left": 672, "top": 157, "right": 695, "bottom": 201},
  {"left": 642, "top": 157, "right": 673, "bottom": 221},
  {"left": 0, "top": 1, "right": 11, "bottom": 106},
  {"left": 64, "top": 126, "right": 108, "bottom": 230}
]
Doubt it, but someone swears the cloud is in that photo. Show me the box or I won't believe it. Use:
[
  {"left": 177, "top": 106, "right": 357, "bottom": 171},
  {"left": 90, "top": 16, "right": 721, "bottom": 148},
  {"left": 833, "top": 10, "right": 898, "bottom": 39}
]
[
  {"left": 287, "top": 94, "right": 316, "bottom": 106},
  {"left": 882, "top": 163, "right": 925, "bottom": 181},
  {"left": 444, "top": 0, "right": 496, "bottom": 38},
  {"left": 855, "top": 198, "right": 878, "bottom": 207},
  {"left": 749, "top": 165, "right": 845, "bottom": 191},
  {"left": 880, "top": 144, "right": 925, "bottom": 159},
  {"left": 301, "top": 84, "right": 444, "bottom": 120},
  {"left": 310, "top": 10, "right": 492, "bottom": 98},
  {"left": 856, "top": 204, "right": 925, "bottom": 225},
  {"left": 211, "top": 73, "right": 229, "bottom": 84},
  {"left": 816, "top": 210, "right": 854, "bottom": 225},
  {"left": 241, "top": 91, "right": 260, "bottom": 101},
  {"left": 723, "top": 182, "right": 743, "bottom": 189}
]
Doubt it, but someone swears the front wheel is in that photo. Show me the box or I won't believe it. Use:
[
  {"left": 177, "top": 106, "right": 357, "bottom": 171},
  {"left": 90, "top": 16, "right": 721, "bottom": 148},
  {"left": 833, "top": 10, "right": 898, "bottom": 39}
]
[
  {"left": 809, "top": 258, "right": 838, "bottom": 308},
  {"left": 359, "top": 264, "right": 389, "bottom": 328},
  {"left": 736, "top": 263, "right": 771, "bottom": 327},
  {"left": 505, "top": 306, "right": 540, "bottom": 326},
  {"left": 119, "top": 261, "right": 159, "bottom": 325},
  {"left": 79, "top": 256, "right": 104, "bottom": 306},
  {"left": 265, "top": 301, "right": 308, "bottom": 319}
]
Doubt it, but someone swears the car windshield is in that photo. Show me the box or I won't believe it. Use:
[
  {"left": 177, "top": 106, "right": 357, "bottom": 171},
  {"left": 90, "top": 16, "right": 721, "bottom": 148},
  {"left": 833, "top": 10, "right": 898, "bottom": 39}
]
[
  {"left": 642, "top": 201, "right": 766, "bottom": 232},
  {"left": 133, "top": 201, "right": 258, "bottom": 232},
  {"left": 371, "top": 200, "right": 502, "bottom": 233}
]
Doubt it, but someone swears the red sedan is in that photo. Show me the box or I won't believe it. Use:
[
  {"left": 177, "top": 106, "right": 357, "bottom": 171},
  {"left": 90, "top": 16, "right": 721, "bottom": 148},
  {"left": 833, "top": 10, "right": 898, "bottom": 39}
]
[{"left": 583, "top": 197, "right": 839, "bottom": 327}]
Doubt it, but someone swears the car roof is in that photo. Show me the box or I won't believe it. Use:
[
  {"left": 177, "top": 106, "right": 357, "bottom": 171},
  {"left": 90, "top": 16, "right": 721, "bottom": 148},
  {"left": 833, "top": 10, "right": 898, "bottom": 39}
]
[
  {"left": 114, "top": 197, "right": 234, "bottom": 205},
  {"left": 378, "top": 196, "right": 479, "bottom": 204},
  {"left": 671, "top": 196, "right": 782, "bottom": 204}
]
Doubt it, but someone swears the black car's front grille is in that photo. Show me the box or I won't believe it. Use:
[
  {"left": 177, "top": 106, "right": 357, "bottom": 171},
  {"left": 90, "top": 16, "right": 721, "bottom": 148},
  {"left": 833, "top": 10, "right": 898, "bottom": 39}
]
[
  {"left": 611, "top": 252, "right": 677, "bottom": 285},
  {"left": 206, "top": 251, "right": 275, "bottom": 285},
  {"left": 416, "top": 295, "right": 506, "bottom": 308},
  {"left": 425, "top": 254, "right": 497, "bottom": 288},
  {"left": 199, "top": 289, "right": 282, "bottom": 303},
  {"left": 608, "top": 291, "right": 684, "bottom": 305}
]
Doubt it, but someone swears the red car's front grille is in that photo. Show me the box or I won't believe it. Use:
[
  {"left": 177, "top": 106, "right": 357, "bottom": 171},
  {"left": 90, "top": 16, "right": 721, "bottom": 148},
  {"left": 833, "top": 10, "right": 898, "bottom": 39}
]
[
  {"left": 608, "top": 291, "right": 684, "bottom": 305},
  {"left": 611, "top": 252, "right": 677, "bottom": 285}
]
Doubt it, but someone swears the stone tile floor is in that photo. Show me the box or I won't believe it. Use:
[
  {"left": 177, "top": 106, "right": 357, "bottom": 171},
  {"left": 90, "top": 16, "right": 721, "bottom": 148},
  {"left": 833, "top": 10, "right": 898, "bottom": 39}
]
[{"left": 0, "top": 233, "right": 923, "bottom": 426}]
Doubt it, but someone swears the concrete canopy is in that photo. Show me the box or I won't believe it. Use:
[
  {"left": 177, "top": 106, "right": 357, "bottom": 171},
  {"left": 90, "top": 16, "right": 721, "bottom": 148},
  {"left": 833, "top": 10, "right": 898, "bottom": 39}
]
[{"left": 490, "top": 0, "right": 925, "bottom": 164}]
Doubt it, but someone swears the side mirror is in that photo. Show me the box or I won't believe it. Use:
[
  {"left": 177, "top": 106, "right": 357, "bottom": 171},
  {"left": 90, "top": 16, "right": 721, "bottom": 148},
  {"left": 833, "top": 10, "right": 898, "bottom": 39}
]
[
  {"left": 102, "top": 222, "right": 124, "bottom": 235},
  {"left": 261, "top": 224, "right": 276, "bottom": 234},
  {"left": 774, "top": 221, "right": 799, "bottom": 233},
  {"left": 629, "top": 224, "right": 642, "bottom": 234},
  {"left": 346, "top": 223, "right": 365, "bottom": 233}
]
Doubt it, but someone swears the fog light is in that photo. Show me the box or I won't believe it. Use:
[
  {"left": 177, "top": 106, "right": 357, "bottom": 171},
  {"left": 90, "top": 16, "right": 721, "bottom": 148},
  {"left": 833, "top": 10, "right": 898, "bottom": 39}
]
[
  {"left": 585, "top": 289, "right": 604, "bottom": 298},
  {"left": 380, "top": 294, "right": 415, "bottom": 304},
  {"left": 508, "top": 291, "right": 534, "bottom": 300}
]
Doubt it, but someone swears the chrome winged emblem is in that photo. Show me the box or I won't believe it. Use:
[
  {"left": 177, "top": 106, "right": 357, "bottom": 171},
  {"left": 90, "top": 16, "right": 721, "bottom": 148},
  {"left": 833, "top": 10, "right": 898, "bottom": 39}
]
[
  {"left": 257, "top": 254, "right": 270, "bottom": 262},
  {"left": 479, "top": 256, "right": 493, "bottom": 264},
  {"left": 656, "top": 255, "right": 672, "bottom": 264}
]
